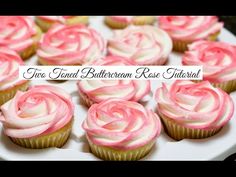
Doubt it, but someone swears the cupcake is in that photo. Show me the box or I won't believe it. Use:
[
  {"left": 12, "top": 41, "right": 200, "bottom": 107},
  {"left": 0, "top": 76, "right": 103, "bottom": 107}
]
[
  {"left": 77, "top": 56, "right": 151, "bottom": 107},
  {"left": 35, "top": 16, "right": 89, "bottom": 32},
  {"left": 155, "top": 80, "right": 234, "bottom": 141},
  {"left": 105, "top": 16, "right": 155, "bottom": 29},
  {"left": 0, "top": 85, "right": 74, "bottom": 149},
  {"left": 0, "top": 48, "right": 29, "bottom": 105},
  {"left": 82, "top": 99, "right": 162, "bottom": 161},
  {"left": 158, "top": 16, "right": 223, "bottom": 52},
  {"left": 0, "top": 16, "right": 42, "bottom": 60},
  {"left": 37, "top": 24, "right": 106, "bottom": 65},
  {"left": 182, "top": 40, "right": 236, "bottom": 93},
  {"left": 108, "top": 25, "right": 172, "bottom": 65}
]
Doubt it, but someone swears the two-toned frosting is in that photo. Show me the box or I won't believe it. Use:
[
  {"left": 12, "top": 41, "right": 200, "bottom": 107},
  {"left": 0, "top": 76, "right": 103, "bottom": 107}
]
[
  {"left": 82, "top": 99, "right": 162, "bottom": 150},
  {"left": 0, "top": 16, "right": 37, "bottom": 52},
  {"left": 158, "top": 16, "right": 223, "bottom": 41},
  {"left": 0, "top": 85, "right": 74, "bottom": 138},
  {"left": 0, "top": 47, "right": 27, "bottom": 91},
  {"left": 37, "top": 24, "right": 106, "bottom": 65},
  {"left": 108, "top": 25, "right": 172, "bottom": 65},
  {"left": 36, "top": 16, "right": 75, "bottom": 23},
  {"left": 77, "top": 56, "right": 151, "bottom": 103},
  {"left": 155, "top": 80, "right": 234, "bottom": 129},
  {"left": 182, "top": 40, "right": 236, "bottom": 83}
]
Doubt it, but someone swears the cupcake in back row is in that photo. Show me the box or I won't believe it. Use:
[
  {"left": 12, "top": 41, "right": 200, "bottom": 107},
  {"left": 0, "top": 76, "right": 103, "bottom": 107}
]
[
  {"left": 37, "top": 24, "right": 106, "bottom": 66},
  {"left": 155, "top": 80, "right": 234, "bottom": 141},
  {"left": 108, "top": 25, "right": 172, "bottom": 65},
  {"left": 0, "top": 48, "right": 29, "bottom": 105},
  {"left": 182, "top": 40, "right": 236, "bottom": 93},
  {"left": 0, "top": 16, "right": 42, "bottom": 60},
  {"left": 77, "top": 56, "right": 151, "bottom": 107},
  {"left": 105, "top": 16, "right": 156, "bottom": 29},
  {"left": 35, "top": 16, "right": 89, "bottom": 32},
  {"left": 158, "top": 16, "right": 223, "bottom": 52},
  {"left": 82, "top": 99, "right": 162, "bottom": 161},
  {"left": 0, "top": 85, "right": 74, "bottom": 149}
]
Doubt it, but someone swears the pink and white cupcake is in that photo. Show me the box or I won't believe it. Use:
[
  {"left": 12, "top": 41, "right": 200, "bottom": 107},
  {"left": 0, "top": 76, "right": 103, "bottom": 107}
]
[
  {"left": 37, "top": 24, "right": 106, "bottom": 65},
  {"left": 35, "top": 16, "right": 89, "bottom": 32},
  {"left": 182, "top": 40, "right": 236, "bottom": 93},
  {"left": 155, "top": 80, "right": 234, "bottom": 141},
  {"left": 77, "top": 56, "right": 151, "bottom": 107},
  {"left": 82, "top": 98, "right": 162, "bottom": 161},
  {"left": 0, "top": 85, "right": 74, "bottom": 149},
  {"left": 105, "top": 16, "right": 155, "bottom": 29},
  {"left": 158, "top": 16, "right": 223, "bottom": 52},
  {"left": 0, "top": 48, "right": 29, "bottom": 105},
  {"left": 0, "top": 16, "right": 42, "bottom": 60},
  {"left": 108, "top": 25, "right": 172, "bottom": 65}
]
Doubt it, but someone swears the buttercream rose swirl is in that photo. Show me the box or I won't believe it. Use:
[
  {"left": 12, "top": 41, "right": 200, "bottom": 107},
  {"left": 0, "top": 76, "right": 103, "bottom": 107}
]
[
  {"left": 77, "top": 56, "right": 150, "bottom": 103},
  {"left": 0, "top": 47, "right": 26, "bottom": 90},
  {"left": 0, "top": 16, "right": 37, "bottom": 52},
  {"left": 158, "top": 16, "right": 223, "bottom": 41},
  {"left": 37, "top": 16, "right": 73, "bottom": 23},
  {"left": 37, "top": 24, "right": 106, "bottom": 65},
  {"left": 183, "top": 40, "right": 236, "bottom": 83},
  {"left": 0, "top": 85, "right": 74, "bottom": 138},
  {"left": 108, "top": 25, "right": 172, "bottom": 65},
  {"left": 155, "top": 81, "right": 234, "bottom": 129},
  {"left": 82, "top": 99, "right": 161, "bottom": 150}
]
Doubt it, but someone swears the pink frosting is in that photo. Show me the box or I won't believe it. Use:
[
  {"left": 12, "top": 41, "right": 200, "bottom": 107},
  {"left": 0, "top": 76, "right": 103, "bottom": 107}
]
[
  {"left": 0, "top": 16, "right": 37, "bottom": 52},
  {"left": 0, "top": 85, "right": 74, "bottom": 138},
  {"left": 77, "top": 56, "right": 151, "bottom": 103},
  {"left": 158, "top": 16, "right": 223, "bottom": 41},
  {"left": 155, "top": 80, "right": 234, "bottom": 130},
  {"left": 82, "top": 99, "right": 162, "bottom": 150},
  {"left": 37, "top": 24, "right": 106, "bottom": 65},
  {"left": 183, "top": 40, "right": 236, "bottom": 83},
  {"left": 0, "top": 47, "right": 27, "bottom": 91},
  {"left": 37, "top": 16, "right": 74, "bottom": 23},
  {"left": 108, "top": 25, "right": 172, "bottom": 65}
]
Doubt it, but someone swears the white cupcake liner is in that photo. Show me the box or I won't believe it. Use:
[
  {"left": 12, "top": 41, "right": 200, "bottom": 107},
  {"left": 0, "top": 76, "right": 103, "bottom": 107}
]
[{"left": 87, "top": 137, "right": 155, "bottom": 161}]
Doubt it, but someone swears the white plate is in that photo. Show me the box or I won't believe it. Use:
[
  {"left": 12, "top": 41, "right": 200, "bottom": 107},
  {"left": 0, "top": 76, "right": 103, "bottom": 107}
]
[{"left": 1, "top": 16, "right": 236, "bottom": 160}]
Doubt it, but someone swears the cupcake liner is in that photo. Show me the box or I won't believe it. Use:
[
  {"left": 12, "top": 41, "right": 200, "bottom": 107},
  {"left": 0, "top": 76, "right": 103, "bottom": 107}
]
[
  {"left": 160, "top": 113, "right": 222, "bottom": 141},
  {"left": 87, "top": 137, "right": 156, "bottom": 161},
  {"left": 212, "top": 80, "right": 236, "bottom": 93},
  {"left": 193, "top": 79, "right": 236, "bottom": 93},
  {"left": 105, "top": 17, "right": 129, "bottom": 29},
  {"left": 38, "top": 57, "right": 51, "bottom": 65},
  {"left": 0, "top": 81, "right": 29, "bottom": 105},
  {"left": 173, "top": 32, "right": 220, "bottom": 53},
  {"left": 78, "top": 88, "right": 95, "bottom": 107},
  {"left": 10, "top": 119, "right": 73, "bottom": 149},
  {"left": 66, "top": 16, "right": 89, "bottom": 25},
  {"left": 132, "top": 16, "right": 155, "bottom": 25},
  {"left": 36, "top": 17, "right": 89, "bottom": 32},
  {"left": 20, "top": 26, "right": 42, "bottom": 60},
  {"left": 35, "top": 17, "right": 53, "bottom": 32},
  {"left": 173, "top": 40, "right": 190, "bottom": 52}
]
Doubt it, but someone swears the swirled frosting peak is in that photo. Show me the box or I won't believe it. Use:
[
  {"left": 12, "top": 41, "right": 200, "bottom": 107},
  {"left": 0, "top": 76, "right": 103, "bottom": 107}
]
[
  {"left": 183, "top": 40, "right": 236, "bottom": 83},
  {"left": 37, "top": 24, "right": 106, "bottom": 65},
  {"left": 77, "top": 56, "right": 151, "bottom": 103},
  {"left": 108, "top": 25, "right": 172, "bottom": 65},
  {"left": 82, "top": 99, "right": 162, "bottom": 150},
  {"left": 0, "top": 16, "right": 37, "bottom": 52},
  {"left": 0, "top": 85, "right": 74, "bottom": 138},
  {"left": 159, "top": 16, "right": 223, "bottom": 41},
  {"left": 155, "top": 80, "right": 234, "bottom": 129},
  {"left": 0, "top": 47, "right": 27, "bottom": 90}
]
